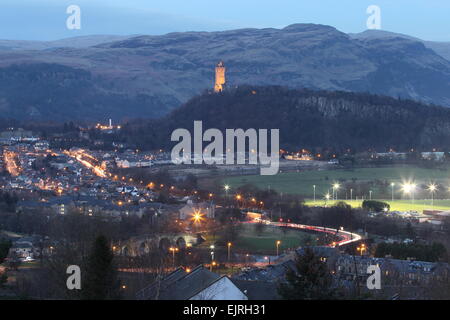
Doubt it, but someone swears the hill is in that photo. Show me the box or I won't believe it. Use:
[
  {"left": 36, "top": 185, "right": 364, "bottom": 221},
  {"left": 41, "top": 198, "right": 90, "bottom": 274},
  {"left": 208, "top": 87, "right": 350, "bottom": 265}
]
[
  {"left": 0, "top": 63, "right": 174, "bottom": 121},
  {"left": 117, "top": 86, "right": 450, "bottom": 151},
  {"left": 0, "top": 24, "right": 449, "bottom": 121}
]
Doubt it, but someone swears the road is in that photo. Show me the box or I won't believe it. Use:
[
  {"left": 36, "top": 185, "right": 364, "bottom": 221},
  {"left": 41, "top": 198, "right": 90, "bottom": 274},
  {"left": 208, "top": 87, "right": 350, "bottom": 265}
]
[
  {"left": 244, "top": 220, "right": 362, "bottom": 247},
  {"left": 64, "top": 149, "right": 107, "bottom": 178},
  {"left": 3, "top": 151, "right": 22, "bottom": 177}
]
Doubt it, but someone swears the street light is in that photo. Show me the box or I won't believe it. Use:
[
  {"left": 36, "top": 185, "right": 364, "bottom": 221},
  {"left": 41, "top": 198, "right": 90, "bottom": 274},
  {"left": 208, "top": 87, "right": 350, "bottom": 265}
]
[
  {"left": 224, "top": 184, "right": 230, "bottom": 197},
  {"left": 357, "top": 244, "right": 366, "bottom": 256},
  {"left": 428, "top": 184, "right": 437, "bottom": 207},
  {"left": 333, "top": 183, "right": 340, "bottom": 200},
  {"left": 169, "top": 247, "right": 179, "bottom": 267},
  {"left": 192, "top": 210, "right": 203, "bottom": 223},
  {"left": 227, "top": 242, "right": 232, "bottom": 262},
  {"left": 324, "top": 193, "right": 330, "bottom": 206},
  {"left": 390, "top": 182, "right": 395, "bottom": 202},
  {"left": 276, "top": 240, "right": 281, "bottom": 256},
  {"left": 313, "top": 185, "right": 316, "bottom": 204},
  {"left": 402, "top": 182, "right": 417, "bottom": 203},
  {"left": 210, "top": 245, "right": 215, "bottom": 262}
]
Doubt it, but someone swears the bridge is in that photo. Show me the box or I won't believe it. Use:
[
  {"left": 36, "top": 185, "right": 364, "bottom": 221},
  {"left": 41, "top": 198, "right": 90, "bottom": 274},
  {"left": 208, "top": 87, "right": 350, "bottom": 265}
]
[{"left": 117, "top": 233, "right": 198, "bottom": 257}]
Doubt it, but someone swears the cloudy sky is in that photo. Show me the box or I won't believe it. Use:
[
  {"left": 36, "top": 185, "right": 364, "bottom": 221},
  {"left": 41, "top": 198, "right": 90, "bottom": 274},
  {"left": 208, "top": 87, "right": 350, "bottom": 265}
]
[{"left": 0, "top": 0, "right": 449, "bottom": 41}]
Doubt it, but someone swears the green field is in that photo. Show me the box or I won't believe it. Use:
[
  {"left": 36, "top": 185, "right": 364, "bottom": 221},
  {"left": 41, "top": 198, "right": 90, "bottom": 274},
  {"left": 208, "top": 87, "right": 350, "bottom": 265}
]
[
  {"left": 223, "top": 166, "right": 450, "bottom": 196},
  {"left": 222, "top": 166, "right": 450, "bottom": 212},
  {"left": 232, "top": 224, "right": 316, "bottom": 254},
  {"left": 222, "top": 166, "right": 450, "bottom": 192},
  {"left": 304, "top": 199, "right": 450, "bottom": 212}
]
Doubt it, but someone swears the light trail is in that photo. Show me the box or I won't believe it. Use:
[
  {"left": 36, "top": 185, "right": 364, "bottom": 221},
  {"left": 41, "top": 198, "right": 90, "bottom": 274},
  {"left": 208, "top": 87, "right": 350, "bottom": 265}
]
[
  {"left": 244, "top": 220, "right": 362, "bottom": 247},
  {"left": 64, "top": 149, "right": 107, "bottom": 178},
  {"left": 3, "top": 151, "right": 21, "bottom": 177}
]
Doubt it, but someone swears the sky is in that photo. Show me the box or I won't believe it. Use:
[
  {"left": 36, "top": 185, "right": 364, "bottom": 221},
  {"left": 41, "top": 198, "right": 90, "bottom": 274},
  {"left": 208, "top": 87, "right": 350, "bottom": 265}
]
[{"left": 0, "top": 0, "right": 449, "bottom": 41}]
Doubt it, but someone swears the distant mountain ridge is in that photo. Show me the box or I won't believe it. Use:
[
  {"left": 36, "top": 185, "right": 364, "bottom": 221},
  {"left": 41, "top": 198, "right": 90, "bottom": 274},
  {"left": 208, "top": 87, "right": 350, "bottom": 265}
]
[
  {"left": 349, "top": 29, "right": 450, "bottom": 61},
  {"left": 0, "top": 35, "right": 137, "bottom": 51},
  {"left": 0, "top": 24, "right": 449, "bottom": 121}
]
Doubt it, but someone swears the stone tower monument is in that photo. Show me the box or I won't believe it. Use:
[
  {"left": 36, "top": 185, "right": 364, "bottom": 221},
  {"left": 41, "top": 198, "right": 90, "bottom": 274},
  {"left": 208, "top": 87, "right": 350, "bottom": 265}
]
[{"left": 214, "top": 61, "right": 226, "bottom": 92}]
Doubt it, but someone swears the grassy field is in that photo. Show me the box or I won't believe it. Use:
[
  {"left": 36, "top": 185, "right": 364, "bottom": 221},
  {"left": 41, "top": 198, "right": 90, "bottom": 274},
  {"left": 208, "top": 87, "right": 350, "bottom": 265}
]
[
  {"left": 200, "top": 224, "right": 317, "bottom": 254},
  {"left": 223, "top": 166, "right": 450, "bottom": 196},
  {"left": 232, "top": 224, "right": 316, "bottom": 254},
  {"left": 304, "top": 199, "right": 450, "bottom": 212}
]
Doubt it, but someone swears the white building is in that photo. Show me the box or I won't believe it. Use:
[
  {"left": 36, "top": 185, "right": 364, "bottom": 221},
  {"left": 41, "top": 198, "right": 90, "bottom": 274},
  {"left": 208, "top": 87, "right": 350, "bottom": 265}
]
[{"left": 190, "top": 276, "right": 248, "bottom": 300}]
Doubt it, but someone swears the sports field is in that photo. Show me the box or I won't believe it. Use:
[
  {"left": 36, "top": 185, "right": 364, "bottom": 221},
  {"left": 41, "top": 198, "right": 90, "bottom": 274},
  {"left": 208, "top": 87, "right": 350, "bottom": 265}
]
[
  {"left": 304, "top": 199, "right": 450, "bottom": 212},
  {"left": 222, "top": 166, "right": 450, "bottom": 211}
]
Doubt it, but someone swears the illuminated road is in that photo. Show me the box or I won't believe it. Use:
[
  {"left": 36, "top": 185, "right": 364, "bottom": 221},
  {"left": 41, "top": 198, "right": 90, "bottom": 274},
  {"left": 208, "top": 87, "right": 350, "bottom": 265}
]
[
  {"left": 244, "top": 220, "right": 362, "bottom": 247},
  {"left": 3, "top": 151, "right": 21, "bottom": 177},
  {"left": 64, "top": 149, "right": 107, "bottom": 178}
]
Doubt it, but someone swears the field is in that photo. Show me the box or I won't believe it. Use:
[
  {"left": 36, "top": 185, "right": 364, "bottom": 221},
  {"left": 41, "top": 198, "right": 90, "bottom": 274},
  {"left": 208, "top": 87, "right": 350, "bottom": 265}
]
[
  {"left": 223, "top": 166, "right": 450, "bottom": 195},
  {"left": 304, "top": 199, "right": 450, "bottom": 212},
  {"left": 232, "top": 224, "right": 317, "bottom": 255},
  {"left": 221, "top": 166, "right": 450, "bottom": 212},
  {"left": 200, "top": 223, "right": 318, "bottom": 255}
]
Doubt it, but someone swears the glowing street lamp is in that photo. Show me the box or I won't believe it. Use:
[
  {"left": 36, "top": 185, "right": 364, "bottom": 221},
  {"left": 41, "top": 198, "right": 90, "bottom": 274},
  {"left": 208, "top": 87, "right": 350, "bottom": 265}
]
[
  {"left": 402, "top": 182, "right": 417, "bottom": 203},
  {"left": 227, "top": 242, "right": 232, "bottom": 262},
  {"left": 192, "top": 210, "right": 203, "bottom": 223},
  {"left": 428, "top": 184, "right": 437, "bottom": 207},
  {"left": 357, "top": 244, "right": 366, "bottom": 256},
  {"left": 235, "top": 194, "right": 242, "bottom": 207},
  {"left": 313, "top": 185, "right": 316, "bottom": 204},
  {"left": 324, "top": 193, "right": 331, "bottom": 206},
  {"left": 210, "top": 245, "right": 215, "bottom": 261},
  {"left": 276, "top": 240, "right": 281, "bottom": 256},
  {"left": 169, "top": 247, "right": 179, "bottom": 267},
  {"left": 332, "top": 183, "right": 340, "bottom": 200},
  {"left": 224, "top": 184, "right": 230, "bottom": 199}
]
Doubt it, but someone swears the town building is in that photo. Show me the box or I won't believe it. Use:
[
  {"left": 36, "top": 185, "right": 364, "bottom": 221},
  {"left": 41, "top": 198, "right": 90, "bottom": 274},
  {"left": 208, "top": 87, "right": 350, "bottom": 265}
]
[{"left": 136, "top": 265, "right": 247, "bottom": 300}]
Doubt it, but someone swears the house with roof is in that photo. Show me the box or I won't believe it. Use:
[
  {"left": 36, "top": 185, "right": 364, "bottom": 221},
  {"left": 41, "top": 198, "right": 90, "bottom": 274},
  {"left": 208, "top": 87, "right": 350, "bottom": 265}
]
[
  {"left": 9, "top": 237, "right": 41, "bottom": 259},
  {"left": 335, "top": 254, "right": 450, "bottom": 287},
  {"left": 233, "top": 259, "right": 297, "bottom": 282},
  {"left": 230, "top": 279, "right": 281, "bottom": 300},
  {"left": 115, "top": 157, "right": 152, "bottom": 168},
  {"left": 136, "top": 265, "right": 247, "bottom": 300}
]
